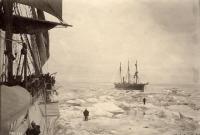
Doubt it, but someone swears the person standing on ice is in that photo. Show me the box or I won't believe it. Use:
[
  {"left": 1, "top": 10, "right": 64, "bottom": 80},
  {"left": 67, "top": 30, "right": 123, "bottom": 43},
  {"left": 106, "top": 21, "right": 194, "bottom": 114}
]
[
  {"left": 83, "top": 109, "right": 89, "bottom": 121},
  {"left": 143, "top": 98, "right": 146, "bottom": 105}
]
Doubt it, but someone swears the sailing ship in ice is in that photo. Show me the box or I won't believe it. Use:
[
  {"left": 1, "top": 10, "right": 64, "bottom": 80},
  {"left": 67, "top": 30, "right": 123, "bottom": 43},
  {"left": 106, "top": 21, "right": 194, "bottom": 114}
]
[
  {"left": 114, "top": 61, "right": 148, "bottom": 91},
  {"left": 0, "top": 0, "right": 71, "bottom": 135}
]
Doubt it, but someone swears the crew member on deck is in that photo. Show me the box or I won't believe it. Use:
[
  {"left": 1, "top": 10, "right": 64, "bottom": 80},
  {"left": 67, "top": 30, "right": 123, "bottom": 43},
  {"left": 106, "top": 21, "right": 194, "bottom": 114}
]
[{"left": 26, "top": 121, "right": 40, "bottom": 135}]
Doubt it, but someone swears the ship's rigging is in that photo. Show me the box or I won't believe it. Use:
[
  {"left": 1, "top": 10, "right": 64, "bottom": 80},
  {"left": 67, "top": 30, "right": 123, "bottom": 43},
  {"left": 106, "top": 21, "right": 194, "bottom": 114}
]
[
  {"left": 0, "top": 0, "right": 70, "bottom": 134},
  {"left": 0, "top": 0, "right": 71, "bottom": 84},
  {"left": 115, "top": 61, "right": 148, "bottom": 91}
]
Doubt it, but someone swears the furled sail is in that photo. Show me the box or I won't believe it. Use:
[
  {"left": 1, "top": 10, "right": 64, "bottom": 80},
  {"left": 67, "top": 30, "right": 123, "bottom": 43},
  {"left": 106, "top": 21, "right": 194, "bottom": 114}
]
[
  {"left": 35, "top": 33, "right": 49, "bottom": 66},
  {"left": 30, "top": 35, "right": 42, "bottom": 74},
  {"left": 14, "top": 0, "right": 63, "bottom": 20},
  {"left": 0, "top": 13, "right": 63, "bottom": 34},
  {"left": 37, "top": 9, "right": 50, "bottom": 59},
  {"left": 35, "top": 10, "right": 50, "bottom": 66}
]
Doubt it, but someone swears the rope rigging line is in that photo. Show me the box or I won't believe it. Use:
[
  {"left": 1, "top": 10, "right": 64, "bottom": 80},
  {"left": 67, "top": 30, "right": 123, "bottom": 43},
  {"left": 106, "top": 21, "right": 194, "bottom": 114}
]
[{"left": 0, "top": 34, "right": 24, "bottom": 44}]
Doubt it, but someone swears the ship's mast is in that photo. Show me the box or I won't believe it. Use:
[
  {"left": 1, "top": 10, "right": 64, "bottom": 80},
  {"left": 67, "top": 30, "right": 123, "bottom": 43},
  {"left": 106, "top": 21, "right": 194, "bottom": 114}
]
[
  {"left": 135, "top": 60, "right": 138, "bottom": 84},
  {"left": 119, "top": 62, "right": 122, "bottom": 83},
  {"left": 127, "top": 60, "right": 130, "bottom": 83},
  {"left": 0, "top": 30, "right": 3, "bottom": 83},
  {"left": 3, "top": 0, "right": 14, "bottom": 84},
  {"left": 22, "top": 43, "right": 28, "bottom": 88}
]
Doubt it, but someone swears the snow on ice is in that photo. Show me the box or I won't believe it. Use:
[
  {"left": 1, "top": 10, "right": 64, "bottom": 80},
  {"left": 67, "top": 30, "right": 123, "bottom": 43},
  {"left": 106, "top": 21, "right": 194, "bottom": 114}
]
[{"left": 55, "top": 83, "right": 200, "bottom": 135}]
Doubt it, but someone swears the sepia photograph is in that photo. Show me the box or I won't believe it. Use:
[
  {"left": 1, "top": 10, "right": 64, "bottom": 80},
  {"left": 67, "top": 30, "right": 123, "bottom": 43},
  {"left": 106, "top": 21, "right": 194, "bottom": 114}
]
[{"left": 0, "top": 0, "right": 200, "bottom": 135}]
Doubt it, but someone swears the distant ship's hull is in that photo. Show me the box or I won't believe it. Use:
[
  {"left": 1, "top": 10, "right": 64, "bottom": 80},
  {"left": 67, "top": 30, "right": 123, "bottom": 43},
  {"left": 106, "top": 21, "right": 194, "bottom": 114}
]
[{"left": 114, "top": 83, "right": 146, "bottom": 91}]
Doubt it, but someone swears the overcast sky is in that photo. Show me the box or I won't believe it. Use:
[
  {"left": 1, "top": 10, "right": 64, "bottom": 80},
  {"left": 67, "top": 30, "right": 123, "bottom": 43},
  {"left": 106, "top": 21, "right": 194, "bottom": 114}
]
[{"left": 45, "top": 0, "right": 200, "bottom": 84}]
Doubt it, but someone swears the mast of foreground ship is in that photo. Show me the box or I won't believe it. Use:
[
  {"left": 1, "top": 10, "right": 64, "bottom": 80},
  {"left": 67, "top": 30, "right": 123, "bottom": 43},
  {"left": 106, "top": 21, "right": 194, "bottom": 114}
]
[{"left": 2, "top": 0, "right": 14, "bottom": 84}]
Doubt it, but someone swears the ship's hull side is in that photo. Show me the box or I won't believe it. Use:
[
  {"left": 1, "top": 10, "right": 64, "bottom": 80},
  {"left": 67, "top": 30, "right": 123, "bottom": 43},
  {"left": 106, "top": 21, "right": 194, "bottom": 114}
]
[
  {"left": 0, "top": 85, "right": 59, "bottom": 135},
  {"left": 114, "top": 83, "right": 146, "bottom": 91},
  {"left": 0, "top": 85, "right": 31, "bottom": 135}
]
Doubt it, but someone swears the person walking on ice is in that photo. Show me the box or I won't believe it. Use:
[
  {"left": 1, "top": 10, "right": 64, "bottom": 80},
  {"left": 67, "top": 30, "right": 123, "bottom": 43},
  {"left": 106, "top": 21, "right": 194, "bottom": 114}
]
[
  {"left": 83, "top": 108, "right": 89, "bottom": 121},
  {"left": 143, "top": 98, "right": 146, "bottom": 105}
]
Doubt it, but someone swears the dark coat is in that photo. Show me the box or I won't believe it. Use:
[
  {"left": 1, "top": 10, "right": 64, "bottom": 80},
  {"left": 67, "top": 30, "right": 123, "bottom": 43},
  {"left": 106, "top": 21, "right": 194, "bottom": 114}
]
[{"left": 83, "top": 109, "right": 89, "bottom": 116}]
